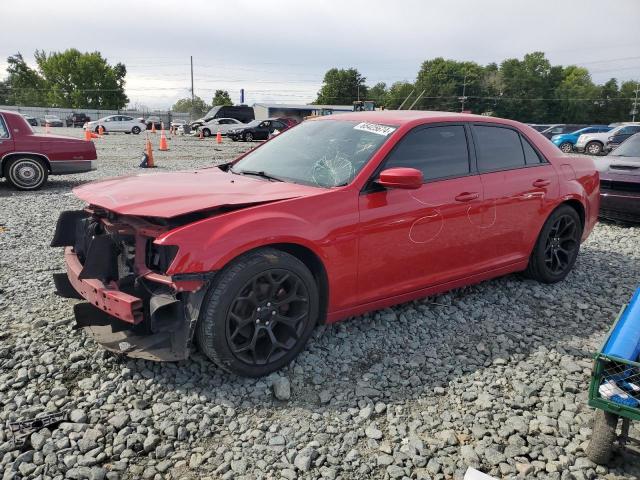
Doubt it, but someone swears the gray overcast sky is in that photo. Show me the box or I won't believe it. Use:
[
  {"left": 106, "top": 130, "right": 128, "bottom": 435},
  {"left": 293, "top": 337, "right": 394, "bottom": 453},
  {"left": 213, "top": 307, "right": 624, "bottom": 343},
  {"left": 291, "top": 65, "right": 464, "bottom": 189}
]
[{"left": 1, "top": 0, "right": 639, "bottom": 108}]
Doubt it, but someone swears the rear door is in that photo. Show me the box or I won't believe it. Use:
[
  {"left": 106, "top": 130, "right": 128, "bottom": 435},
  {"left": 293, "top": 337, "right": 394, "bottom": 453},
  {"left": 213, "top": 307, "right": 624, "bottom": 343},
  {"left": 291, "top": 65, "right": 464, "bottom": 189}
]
[
  {"left": 0, "top": 114, "right": 15, "bottom": 161},
  {"left": 471, "top": 123, "right": 558, "bottom": 267}
]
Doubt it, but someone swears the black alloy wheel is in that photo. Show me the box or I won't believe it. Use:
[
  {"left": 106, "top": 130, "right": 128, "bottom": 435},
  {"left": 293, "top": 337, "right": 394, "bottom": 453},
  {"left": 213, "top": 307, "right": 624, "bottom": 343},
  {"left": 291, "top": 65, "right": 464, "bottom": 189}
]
[
  {"left": 196, "top": 248, "right": 319, "bottom": 376},
  {"left": 226, "top": 269, "right": 310, "bottom": 366},
  {"left": 525, "top": 204, "right": 583, "bottom": 283},
  {"left": 544, "top": 214, "right": 579, "bottom": 275}
]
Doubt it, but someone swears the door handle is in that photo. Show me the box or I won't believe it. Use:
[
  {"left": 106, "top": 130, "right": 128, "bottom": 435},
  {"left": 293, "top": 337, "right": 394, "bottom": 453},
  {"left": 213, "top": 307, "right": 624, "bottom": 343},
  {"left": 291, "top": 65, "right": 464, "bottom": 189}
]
[
  {"left": 454, "top": 192, "right": 479, "bottom": 202},
  {"left": 533, "top": 179, "right": 551, "bottom": 187}
]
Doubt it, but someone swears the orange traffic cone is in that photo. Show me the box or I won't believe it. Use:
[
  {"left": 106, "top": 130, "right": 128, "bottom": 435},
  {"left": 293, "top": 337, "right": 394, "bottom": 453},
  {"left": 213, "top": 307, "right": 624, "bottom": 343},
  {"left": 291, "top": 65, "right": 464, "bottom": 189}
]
[
  {"left": 84, "top": 127, "right": 92, "bottom": 141},
  {"left": 159, "top": 125, "right": 168, "bottom": 151},
  {"left": 98, "top": 125, "right": 104, "bottom": 136},
  {"left": 45, "top": 122, "right": 50, "bottom": 134},
  {"left": 216, "top": 131, "right": 222, "bottom": 144},
  {"left": 140, "top": 137, "right": 156, "bottom": 168},
  {"left": 199, "top": 129, "right": 204, "bottom": 140},
  {"left": 151, "top": 122, "right": 156, "bottom": 134}
]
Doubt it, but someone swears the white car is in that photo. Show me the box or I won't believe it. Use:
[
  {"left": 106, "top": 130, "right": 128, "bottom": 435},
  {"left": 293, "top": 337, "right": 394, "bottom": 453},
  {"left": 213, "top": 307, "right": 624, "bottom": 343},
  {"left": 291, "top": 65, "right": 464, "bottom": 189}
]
[
  {"left": 85, "top": 115, "right": 147, "bottom": 134},
  {"left": 198, "top": 117, "right": 243, "bottom": 137},
  {"left": 575, "top": 122, "right": 640, "bottom": 155}
]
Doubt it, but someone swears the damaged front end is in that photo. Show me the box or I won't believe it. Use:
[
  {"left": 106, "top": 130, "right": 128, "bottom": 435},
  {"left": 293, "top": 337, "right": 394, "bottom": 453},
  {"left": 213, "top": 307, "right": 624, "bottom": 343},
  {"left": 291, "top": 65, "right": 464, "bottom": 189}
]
[{"left": 51, "top": 208, "right": 211, "bottom": 361}]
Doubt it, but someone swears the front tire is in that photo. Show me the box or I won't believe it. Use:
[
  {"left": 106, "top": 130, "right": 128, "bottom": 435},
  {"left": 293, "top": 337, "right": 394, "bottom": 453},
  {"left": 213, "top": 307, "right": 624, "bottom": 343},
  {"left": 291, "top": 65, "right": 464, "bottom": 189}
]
[
  {"left": 525, "top": 204, "right": 583, "bottom": 283},
  {"left": 586, "top": 141, "right": 603, "bottom": 155},
  {"left": 586, "top": 410, "right": 618, "bottom": 464},
  {"left": 244, "top": 132, "right": 253, "bottom": 142},
  {"left": 196, "top": 248, "right": 319, "bottom": 377},
  {"left": 202, "top": 128, "right": 211, "bottom": 137},
  {"left": 6, "top": 157, "right": 48, "bottom": 191},
  {"left": 559, "top": 142, "right": 573, "bottom": 153}
]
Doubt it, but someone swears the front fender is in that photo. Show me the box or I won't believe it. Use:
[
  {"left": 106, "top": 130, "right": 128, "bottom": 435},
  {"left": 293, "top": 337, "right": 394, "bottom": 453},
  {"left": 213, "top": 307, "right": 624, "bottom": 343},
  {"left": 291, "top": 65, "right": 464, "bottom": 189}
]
[{"left": 157, "top": 209, "right": 326, "bottom": 275}]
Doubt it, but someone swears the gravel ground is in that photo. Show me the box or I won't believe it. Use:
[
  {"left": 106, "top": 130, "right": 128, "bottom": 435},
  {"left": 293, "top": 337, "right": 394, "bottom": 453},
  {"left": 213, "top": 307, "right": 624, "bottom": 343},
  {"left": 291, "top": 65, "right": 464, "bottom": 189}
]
[{"left": 1, "top": 127, "right": 639, "bottom": 480}]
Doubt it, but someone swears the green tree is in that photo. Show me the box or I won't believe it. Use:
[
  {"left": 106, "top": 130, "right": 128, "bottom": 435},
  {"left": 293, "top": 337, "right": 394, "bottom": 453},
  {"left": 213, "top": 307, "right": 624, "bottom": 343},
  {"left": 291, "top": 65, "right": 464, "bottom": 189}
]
[
  {"left": 3, "top": 53, "right": 47, "bottom": 106},
  {"left": 211, "top": 89, "right": 233, "bottom": 106},
  {"left": 555, "top": 66, "right": 598, "bottom": 123},
  {"left": 367, "top": 82, "right": 387, "bottom": 107},
  {"left": 315, "top": 68, "right": 367, "bottom": 105},
  {"left": 34, "top": 49, "right": 127, "bottom": 109},
  {"left": 385, "top": 81, "right": 415, "bottom": 109},
  {"left": 172, "top": 96, "right": 209, "bottom": 117}
]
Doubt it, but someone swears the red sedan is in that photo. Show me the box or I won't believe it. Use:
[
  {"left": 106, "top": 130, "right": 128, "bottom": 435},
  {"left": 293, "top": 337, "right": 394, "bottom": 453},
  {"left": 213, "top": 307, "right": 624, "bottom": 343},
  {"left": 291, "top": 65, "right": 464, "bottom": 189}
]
[
  {"left": 0, "top": 110, "right": 97, "bottom": 190},
  {"left": 52, "top": 111, "right": 599, "bottom": 376}
]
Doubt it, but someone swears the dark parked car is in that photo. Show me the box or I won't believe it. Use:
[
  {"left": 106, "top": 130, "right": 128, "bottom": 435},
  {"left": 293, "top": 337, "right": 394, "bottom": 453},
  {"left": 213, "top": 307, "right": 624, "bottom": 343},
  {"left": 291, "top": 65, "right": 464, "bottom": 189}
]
[
  {"left": 540, "top": 124, "right": 588, "bottom": 139},
  {"left": 145, "top": 116, "right": 163, "bottom": 130},
  {"left": 528, "top": 124, "right": 553, "bottom": 132},
  {"left": 40, "top": 115, "right": 64, "bottom": 127},
  {"left": 21, "top": 114, "right": 38, "bottom": 126},
  {"left": 190, "top": 105, "right": 255, "bottom": 128},
  {"left": 227, "top": 119, "right": 290, "bottom": 142},
  {"left": 605, "top": 125, "right": 640, "bottom": 152},
  {"left": 597, "top": 133, "right": 640, "bottom": 223},
  {"left": 66, "top": 113, "right": 91, "bottom": 127},
  {"left": 275, "top": 117, "right": 299, "bottom": 129}
]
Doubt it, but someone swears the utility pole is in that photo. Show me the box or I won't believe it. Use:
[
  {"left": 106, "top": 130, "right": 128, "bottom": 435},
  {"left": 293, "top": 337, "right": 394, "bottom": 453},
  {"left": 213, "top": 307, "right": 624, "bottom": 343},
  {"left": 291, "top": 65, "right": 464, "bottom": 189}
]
[
  {"left": 190, "top": 56, "right": 194, "bottom": 104},
  {"left": 459, "top": 75, "right": 468, "bottom": 113},
  {"left": 632, "top": 80, "right": 639, "bottom": 122}
]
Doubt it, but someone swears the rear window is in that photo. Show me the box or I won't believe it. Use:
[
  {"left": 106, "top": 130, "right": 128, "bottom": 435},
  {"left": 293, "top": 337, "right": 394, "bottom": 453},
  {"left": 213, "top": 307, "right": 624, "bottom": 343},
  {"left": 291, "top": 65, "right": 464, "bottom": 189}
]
[
  {"left": 0, "top": 116, "right": 9, "bottom": 138},
  {"left": 473, "top": 125, "right": 525, "bottom": 172}
]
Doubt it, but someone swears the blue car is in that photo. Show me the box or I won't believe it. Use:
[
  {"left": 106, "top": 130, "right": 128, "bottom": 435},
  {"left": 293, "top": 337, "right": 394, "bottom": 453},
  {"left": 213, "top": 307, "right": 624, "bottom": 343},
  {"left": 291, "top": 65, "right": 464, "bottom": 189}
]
[{"left": 551, "top": 126, "right": 612, "bottom": 153}]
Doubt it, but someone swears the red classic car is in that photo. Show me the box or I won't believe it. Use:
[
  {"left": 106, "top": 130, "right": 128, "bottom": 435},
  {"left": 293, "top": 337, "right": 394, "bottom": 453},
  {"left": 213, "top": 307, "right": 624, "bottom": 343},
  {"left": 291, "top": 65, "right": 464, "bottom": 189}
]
[
  {"left": 0, "top": 110, "right": 97, "bottom": 190},
  {"left": 51, "top": 111, "right": 599, "bottom": 376}
]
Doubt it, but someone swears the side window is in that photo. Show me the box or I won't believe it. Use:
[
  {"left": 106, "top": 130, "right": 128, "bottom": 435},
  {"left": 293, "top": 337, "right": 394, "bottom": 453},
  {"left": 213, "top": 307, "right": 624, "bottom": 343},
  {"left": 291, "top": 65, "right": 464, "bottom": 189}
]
[
  {"left": 474, "top": 125, "right": 526, "bottom": 172},
  {"left": 521, "top": 136, "right": 542, "bottom": 165},
  {"left": 383, "top": 125, "right": 470, "bottom": 182},
  {"left": 0, "top": 116, "right": 9, "bottom": 138},
  {"left": 122, "top": 116, "right": 133, "bottom": 121}
]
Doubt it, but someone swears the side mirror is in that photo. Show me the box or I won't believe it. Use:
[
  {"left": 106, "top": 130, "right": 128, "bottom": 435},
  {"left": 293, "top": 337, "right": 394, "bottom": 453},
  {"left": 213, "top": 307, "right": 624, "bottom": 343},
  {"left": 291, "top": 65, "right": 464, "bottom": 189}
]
[{"left": 376, "top": 167, "right": 423, "bottom": 190}]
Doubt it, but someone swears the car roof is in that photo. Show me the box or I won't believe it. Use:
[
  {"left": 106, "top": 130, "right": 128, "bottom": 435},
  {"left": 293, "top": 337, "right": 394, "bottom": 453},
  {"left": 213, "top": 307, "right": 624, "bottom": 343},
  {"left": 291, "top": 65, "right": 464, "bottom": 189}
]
[{"left": 312, "top": 110, "right": 527, "bottom": 128}]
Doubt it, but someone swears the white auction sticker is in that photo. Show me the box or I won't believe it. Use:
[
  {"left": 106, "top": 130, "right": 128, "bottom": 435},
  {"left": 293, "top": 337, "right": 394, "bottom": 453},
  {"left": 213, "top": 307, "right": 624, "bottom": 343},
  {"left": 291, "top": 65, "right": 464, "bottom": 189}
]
[{"left": 353, "top": 122, "right": 396, "bottom": 136}]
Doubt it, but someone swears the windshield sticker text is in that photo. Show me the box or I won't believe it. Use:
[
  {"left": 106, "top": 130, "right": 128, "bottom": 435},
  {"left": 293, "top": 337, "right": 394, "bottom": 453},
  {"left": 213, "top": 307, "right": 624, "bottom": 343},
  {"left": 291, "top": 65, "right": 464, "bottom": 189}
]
[{"left": 353, "top": 122, "right": 396, "bottom": 136}]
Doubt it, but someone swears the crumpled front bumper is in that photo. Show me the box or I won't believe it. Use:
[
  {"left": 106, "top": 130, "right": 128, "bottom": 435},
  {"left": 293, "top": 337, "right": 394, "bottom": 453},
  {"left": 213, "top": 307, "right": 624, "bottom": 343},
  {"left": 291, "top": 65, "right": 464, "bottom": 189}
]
[{"left": 51, "top": 209, "right": 208, "bottom": 361}]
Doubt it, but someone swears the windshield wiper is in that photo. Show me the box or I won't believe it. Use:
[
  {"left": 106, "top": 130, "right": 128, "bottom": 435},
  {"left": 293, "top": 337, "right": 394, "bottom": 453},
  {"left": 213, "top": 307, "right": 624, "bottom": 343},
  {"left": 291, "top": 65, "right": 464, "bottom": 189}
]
[{"left": 233, "top": 169, "right": 284, "bottom": 182}]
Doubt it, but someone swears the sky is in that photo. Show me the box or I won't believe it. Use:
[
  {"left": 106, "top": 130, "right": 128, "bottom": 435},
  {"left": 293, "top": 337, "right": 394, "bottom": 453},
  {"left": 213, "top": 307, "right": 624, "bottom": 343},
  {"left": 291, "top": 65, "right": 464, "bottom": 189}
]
[{"left": 1, "top": 0, "right": 639, "bottom": 109}]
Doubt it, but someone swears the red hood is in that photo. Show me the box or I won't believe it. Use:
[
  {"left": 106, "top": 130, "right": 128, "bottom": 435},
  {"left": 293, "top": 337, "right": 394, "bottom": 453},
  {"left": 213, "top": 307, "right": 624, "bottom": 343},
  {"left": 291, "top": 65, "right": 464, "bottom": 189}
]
[{"left": 73, "top": 167, "right": 324, "bottom": 218}]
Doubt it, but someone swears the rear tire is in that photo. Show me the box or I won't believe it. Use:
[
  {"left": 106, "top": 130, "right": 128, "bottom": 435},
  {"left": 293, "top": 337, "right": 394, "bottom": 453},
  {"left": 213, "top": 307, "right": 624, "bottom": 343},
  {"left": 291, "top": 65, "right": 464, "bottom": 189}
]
[
  {"left": 586, "top": 141, "right": 603, "bottom": 155},
  {"left": 5, "top": 157, "right": 48, "bottom": 191},
  {"left": 196, "top": 248, "right": 319, "bottom": 377},
  {"left": 586, "top": 410, "right": 618, "bottom": 464},
  {"left": 525, "top": 204, "right": 583, "bottom": 283},
  {"left": 132, "top": 126, "right": 141, "bottom": 134}
]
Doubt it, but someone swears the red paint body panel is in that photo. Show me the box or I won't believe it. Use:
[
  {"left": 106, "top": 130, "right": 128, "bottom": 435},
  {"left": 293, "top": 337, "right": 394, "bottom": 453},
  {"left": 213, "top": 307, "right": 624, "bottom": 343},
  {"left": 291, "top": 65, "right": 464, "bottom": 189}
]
[
  {"left": 71, "top": 111, "right": 600, "bottom": 325},
  {"left": 73, "top": 167, "right": 324, "bottom": 218},
  {"left": 64, "top": 247, "right": 143, "bottom": 324},
  {"left": 0, "top": 110, "right": 97, "bottom": 169}
]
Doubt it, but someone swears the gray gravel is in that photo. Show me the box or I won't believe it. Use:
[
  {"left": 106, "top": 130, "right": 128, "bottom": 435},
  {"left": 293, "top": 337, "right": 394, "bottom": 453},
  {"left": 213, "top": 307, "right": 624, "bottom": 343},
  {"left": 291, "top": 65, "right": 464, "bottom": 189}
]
[{"left": 1, "top": 127, "right": 639, "bottom": 479}]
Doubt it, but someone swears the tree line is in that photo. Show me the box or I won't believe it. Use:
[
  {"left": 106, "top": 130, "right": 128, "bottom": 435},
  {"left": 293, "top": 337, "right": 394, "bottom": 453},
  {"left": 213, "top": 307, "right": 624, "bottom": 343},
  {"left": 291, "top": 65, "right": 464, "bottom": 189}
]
[
  {"left": 0, "top": 50, "right": 128, "bottom": 110},
  {"left": 315, "top": 52, "right": 639, "bottom": 124},
  {"left": 171, "top": 91, "right": 233, "bottom": 118}
]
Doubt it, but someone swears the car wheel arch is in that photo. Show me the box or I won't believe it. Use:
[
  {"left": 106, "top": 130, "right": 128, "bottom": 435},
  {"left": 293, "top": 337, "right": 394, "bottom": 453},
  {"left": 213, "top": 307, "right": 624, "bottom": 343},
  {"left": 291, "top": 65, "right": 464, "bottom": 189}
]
[
  {"left": 1, "top": 152, "right": 51, "bottom": 176},
  {"left": 560, "top": 198, "right": 585, "bottom": 230}
]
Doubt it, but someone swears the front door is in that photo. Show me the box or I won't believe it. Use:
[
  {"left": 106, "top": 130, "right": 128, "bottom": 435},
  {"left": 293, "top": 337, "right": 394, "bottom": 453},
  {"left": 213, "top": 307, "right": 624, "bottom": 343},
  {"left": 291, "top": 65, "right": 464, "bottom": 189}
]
[{"left": 357, "top": 124, "right": 492, "bottom": 304}]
